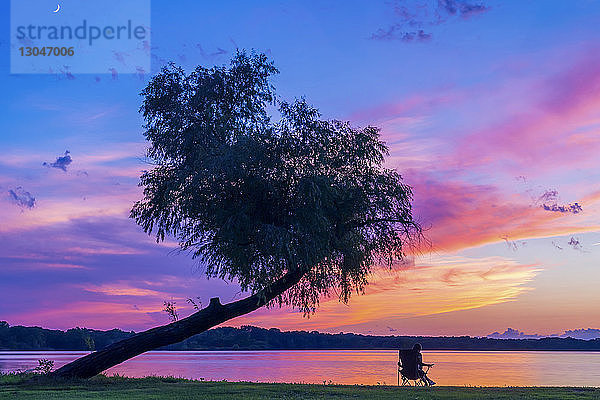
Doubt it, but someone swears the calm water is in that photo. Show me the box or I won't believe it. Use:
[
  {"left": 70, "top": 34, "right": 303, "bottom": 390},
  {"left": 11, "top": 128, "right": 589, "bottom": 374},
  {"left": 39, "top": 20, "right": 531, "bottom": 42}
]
[{"left": 1, "top": 350, "right": 599, "bottom": 386}]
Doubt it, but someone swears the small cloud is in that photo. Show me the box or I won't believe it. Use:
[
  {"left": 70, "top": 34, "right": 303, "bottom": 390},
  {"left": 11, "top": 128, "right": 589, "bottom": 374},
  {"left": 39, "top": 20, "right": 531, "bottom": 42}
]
[
  {"left": 457, "top": 2, "right": 489, "bottom": 18},
  {"left": 501, "top": 235, "right": 526, "bottom": 252},
  {"left": 84, "top": 283, "right": 162, "bottom": 297},
  {"left": 487, "top": 327, "right": 544, "bottom": 339},
  {"left": 568, "top": 236, "right": 584, "bottom": 251},
  {"left": 542, "top": 202, "right": 583, "bottom": 214},
  {"left": 151, "top": 54, "right": 167, "bottom": 66},
  {"left": 371, "top": 27, "right": 432, "bottom": 42},
  {"left": 515, "top": 175, "right": 527, "bottom": 183},
  {"left": 112, "top": 51, "right": 128, "bottom": 65},
  {"left": 538, "top": 189, "right": 559, "bottom": 204},
  {"left": 489, "top": 327, "right": 600, "bottom": 340},
  {"left": 43, "top": 150, "right": 72, "bottom": 172},
  {"left": 439, "top": 0, "right": 461, "bottom": 15},
  {"left": 59, "top": 65, "right": 75, "bottom": 80},
  {"left": 41, "top": 263, "right": 88, "bottom": 270},
  {"left": 196, "top": 44, "right": 207, "bottom": 58},
  {"left": 440, "top": 0, "right": 489, "bottom": 18},
  {"left": 372, "top": 0, "right": 490, "bottom": 42},
  {"left": 561, "top": 328, "right": 600, "bottom": 340},
  {"left": 536, "top": 189, "right": 582, "bottom": 214},
  {"left": 211, "top": 47, "right": 228, "bottom": 57},
  {"left": 135, "top": 66, "right": 146, "bottom": 80},
  {"left": 140, "top": 40, "right": 152, "bottom": 55},
  {"left": 7, "top": 187, "right": 36, "bottom": 209}
]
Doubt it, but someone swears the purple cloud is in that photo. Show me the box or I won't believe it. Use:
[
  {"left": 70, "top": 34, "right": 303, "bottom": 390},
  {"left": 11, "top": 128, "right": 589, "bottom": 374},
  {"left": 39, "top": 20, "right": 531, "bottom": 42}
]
[
  {"left": 542, "top": 202, "right": 583, "bottom": 214},
  {"left": 439, "top": 0, "right": 489, "bottom": 18},
  {"left": 371, "top": 26, "right": 432, "bottom": 42},
  {"left": 562, "top": 328, "right": 600, "bottom": 340},
  {"left": 538, "top": 189, "right": 559, "bottom": 204},
  {"left": 372, "top": 0, "right": 490, "bottom": 42},
  {"left": 531, "top": 189, "right": 582, "bottom": 214},
  {"left": 489, "top": 327, "right": 600, "bottom": 340},
  {"left": 7, "top": 187, "right": 36, "bottom": 209},
  {"left": 568, "top": 236, "right": 583, "bottom": 251},
  {"left": 488, "top": 327, "right": 544, "bottom": 339},
  {"left": 43, "top": 150, "right": 72, "bottom": 172}
]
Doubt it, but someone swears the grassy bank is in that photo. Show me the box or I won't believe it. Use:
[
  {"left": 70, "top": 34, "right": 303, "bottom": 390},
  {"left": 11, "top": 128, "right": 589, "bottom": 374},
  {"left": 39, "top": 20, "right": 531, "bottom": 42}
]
[{"left": 1, "top": 374, "right": 599, "bottom": 399}]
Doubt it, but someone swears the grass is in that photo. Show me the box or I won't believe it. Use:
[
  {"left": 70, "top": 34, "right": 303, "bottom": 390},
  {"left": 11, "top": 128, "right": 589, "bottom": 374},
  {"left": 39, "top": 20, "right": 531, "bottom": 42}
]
[{"left": 1, "top": 374, "right": 599, "bottom": 399}]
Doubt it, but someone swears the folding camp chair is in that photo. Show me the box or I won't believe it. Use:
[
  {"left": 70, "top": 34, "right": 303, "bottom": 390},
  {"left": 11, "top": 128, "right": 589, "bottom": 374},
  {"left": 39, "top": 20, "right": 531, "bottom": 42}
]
[{"left": 397, "top": 349, "right": 433, "bottom": 386}]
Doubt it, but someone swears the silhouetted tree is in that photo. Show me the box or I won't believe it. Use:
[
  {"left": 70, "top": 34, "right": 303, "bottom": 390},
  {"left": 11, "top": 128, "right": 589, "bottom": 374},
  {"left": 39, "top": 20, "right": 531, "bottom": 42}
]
[{"left": 52, "top": 51, "right": 421, "bottom": 378}]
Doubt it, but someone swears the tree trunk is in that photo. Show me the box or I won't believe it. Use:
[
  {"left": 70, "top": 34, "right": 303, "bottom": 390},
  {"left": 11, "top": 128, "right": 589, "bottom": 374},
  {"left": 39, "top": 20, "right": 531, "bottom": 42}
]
[{"left": 51, "top": 268, "right": 305, "bottom": 379}]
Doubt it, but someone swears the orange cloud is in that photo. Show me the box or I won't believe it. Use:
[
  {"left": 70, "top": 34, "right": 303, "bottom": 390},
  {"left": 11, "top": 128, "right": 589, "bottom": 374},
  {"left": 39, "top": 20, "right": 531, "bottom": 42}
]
[{"left": 233, "top": 255, "right": 541, "bottom": 333}]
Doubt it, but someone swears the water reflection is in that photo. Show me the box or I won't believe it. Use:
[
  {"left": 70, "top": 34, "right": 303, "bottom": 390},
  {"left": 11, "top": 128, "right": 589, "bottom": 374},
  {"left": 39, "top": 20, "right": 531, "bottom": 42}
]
[{"left": 1, "top": 350, "right": 599, "bottom": 386}]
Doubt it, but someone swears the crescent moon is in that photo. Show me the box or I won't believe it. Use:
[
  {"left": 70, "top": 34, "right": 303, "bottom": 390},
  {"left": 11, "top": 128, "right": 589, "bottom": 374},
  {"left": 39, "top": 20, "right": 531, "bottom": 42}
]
[{"left": 53, "top": 4, "right": 60, "bottom": 13}]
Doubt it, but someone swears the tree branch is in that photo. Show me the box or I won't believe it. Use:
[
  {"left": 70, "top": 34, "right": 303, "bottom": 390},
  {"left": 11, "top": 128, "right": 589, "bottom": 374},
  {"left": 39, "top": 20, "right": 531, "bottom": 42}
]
[{"left": 51, "top": 268, "right": 306, "bottom": 379}]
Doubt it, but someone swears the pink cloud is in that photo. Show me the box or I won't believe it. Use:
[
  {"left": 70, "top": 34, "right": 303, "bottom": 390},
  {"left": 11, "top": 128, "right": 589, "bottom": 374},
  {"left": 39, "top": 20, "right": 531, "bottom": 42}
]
[
  {"left": 456, "top": 51, "right": 600, "bottom": 172},
  {"left": 348, "top": 90, "right": 461, "bottom": 124},
  {"left": 83, "top": 282, "right": 165, "bottom": 297},
  {"left": 407, "top": 170, "right": 599, "bottom": 252}
]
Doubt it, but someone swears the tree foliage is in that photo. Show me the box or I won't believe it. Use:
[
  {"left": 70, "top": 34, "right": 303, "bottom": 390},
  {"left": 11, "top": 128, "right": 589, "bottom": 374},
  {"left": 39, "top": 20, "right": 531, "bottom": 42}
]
[{"left": 131, "top": 51, "right": 421, "bottom": 314}]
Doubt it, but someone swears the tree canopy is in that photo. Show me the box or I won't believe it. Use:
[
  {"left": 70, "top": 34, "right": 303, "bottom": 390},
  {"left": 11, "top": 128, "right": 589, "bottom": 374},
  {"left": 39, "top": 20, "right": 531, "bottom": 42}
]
[
  {"left": 53, "top": 51, "right": 422, "bottom": 379},
  {"left": 131, "top": 51, "right": 421, "bottom": 313}
]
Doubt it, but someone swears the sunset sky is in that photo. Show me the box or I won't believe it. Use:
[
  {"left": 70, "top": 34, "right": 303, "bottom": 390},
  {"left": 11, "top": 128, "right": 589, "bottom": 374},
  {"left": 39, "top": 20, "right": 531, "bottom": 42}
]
[{"left": 1, "top": 0, "right": 599, "bottom": 337}]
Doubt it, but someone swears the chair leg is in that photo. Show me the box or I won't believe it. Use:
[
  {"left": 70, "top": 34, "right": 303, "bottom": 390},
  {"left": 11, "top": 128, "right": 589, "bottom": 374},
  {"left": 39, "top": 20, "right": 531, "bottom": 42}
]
[{"left": 422, "top": 375, "right": 431, "bottom": 386}]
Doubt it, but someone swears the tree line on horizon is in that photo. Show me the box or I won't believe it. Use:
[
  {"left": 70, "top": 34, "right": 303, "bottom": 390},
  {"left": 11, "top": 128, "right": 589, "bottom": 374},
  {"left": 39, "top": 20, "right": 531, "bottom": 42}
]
[{"left": 2, "top": 322, "right": 599, "bottom": 352}]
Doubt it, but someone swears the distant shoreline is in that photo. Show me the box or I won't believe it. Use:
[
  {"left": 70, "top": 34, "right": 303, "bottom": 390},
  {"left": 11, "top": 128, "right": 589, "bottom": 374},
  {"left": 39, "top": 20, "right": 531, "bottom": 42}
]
[{"left": 2, "top": 323, "right": 600, "bottom": 352}]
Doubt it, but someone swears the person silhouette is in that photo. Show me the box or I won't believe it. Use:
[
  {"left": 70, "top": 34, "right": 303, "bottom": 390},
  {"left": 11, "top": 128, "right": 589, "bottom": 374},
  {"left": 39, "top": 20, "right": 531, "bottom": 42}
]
[{"left": 413, "top": 343, "right": 436, "bottom": 386}]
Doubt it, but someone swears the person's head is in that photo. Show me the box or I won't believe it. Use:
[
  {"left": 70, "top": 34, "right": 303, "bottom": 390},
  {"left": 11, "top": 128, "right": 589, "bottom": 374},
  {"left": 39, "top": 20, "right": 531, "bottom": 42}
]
[{"left": 413, "top": 343, "right": 422, "bottom": 352}]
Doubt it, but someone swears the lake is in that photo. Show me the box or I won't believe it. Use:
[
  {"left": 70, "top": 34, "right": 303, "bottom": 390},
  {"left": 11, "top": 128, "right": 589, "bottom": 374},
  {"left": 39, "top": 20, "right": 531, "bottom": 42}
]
[{"left": 1, "top": 350, "right": 599, "bottom": 386}]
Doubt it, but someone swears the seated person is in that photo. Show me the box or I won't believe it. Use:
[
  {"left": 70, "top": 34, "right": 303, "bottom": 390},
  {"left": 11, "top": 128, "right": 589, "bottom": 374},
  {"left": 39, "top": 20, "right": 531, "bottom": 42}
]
[{"left": 413, "top": 343, "right": 436, "bottom": 386}]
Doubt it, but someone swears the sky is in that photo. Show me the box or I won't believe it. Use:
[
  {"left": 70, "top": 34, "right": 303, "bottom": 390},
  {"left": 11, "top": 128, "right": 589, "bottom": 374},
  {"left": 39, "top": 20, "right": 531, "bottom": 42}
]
[{"left": 1, "top": 0, "right": 599, "bottom": 337}]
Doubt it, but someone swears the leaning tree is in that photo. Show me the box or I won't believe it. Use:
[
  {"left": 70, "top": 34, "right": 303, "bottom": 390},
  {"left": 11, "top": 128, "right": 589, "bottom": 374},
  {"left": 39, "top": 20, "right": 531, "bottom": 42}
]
[{"left": 52, "top": 51, "right": 422, "bottom": 378}]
